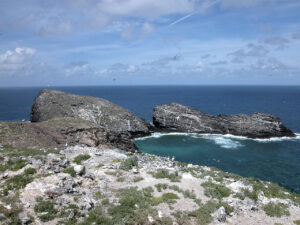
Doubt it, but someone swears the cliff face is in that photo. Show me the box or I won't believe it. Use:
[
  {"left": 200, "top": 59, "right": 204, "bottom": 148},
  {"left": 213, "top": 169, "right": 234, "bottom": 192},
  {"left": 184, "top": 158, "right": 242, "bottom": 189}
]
[
  {"left": 153, "top": 103, "right": 295, "bottom": 138},
  {"left": 31, "top": 89, "right": 151, "bottom": 136}
]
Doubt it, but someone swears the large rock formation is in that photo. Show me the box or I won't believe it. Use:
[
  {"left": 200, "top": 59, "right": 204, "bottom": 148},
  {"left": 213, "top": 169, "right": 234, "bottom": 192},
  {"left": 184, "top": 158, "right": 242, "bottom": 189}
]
[
  {"left": 0, "top": 118, "right": 138, "bottom": 152},
  {"left": 31, "top": 89, "right": 150, "bottom": 136},
  {"left": 153, "top": 103, "right": 295, "bottom": 138}
]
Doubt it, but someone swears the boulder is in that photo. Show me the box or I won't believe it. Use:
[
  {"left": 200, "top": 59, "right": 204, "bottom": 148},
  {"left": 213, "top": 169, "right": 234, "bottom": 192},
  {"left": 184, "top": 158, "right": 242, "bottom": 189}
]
[
  {"left": 153, "top": 103, "right": 295, "bottom": 138},
  {"left": 31, "top": 89, "right": 150, "bottom": 136}
]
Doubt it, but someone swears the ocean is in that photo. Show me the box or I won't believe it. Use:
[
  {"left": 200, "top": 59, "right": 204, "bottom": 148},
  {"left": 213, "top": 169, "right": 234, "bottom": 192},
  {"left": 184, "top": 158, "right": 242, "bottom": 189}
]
[{"left": 0, "top": 86, "right": 299, "bottom": 192}]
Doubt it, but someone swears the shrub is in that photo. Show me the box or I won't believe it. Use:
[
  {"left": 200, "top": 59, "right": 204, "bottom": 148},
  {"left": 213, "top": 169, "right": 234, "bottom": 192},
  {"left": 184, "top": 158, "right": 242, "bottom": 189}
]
[
  {"left": 63, "top": 167, "right": 76, "bottom": 177},
  {"left": 201, "top": 181, "right": 231, "bottom": 199},
  {"left": 133, "top": 177, "right": 144, "bottom": 182},
  {"left": 119, "top": 157, "right": 138, "bottom": 171},
  {"left": 73, "top": 154, "right": 91, "bottom": 164},
  {"left": 24, "top": 168, "right": 37, "bottom": 175},
  {"left": 263, "top": 202, "right": 290, "bottom": 217},
  {"left": 151, "top": 169, "right": 181, "bottom": 182}
]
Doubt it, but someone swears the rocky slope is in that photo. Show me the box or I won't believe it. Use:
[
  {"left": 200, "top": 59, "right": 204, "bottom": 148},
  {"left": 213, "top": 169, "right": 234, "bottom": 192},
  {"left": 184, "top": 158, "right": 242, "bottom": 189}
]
[
  {"left": 0, "top": 144, "right": 299, "bottom": 225},
  {"left": 153, "top": 103, "right": 295, "bottom": 138},
  {"left": 31, "top": 89, "right": 151, "bottom": 136},
  {"left": 0, "top": 118, "right": 137, "bottom": 152}
]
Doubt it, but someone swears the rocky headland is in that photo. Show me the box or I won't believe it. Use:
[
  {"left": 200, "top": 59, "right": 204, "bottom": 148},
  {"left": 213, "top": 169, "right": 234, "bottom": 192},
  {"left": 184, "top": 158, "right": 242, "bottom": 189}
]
[
  {"left": 153, "top": 103, "right": 295, "bottom": 138},
  {"left": 0, "top": 89, "right": 299, "bottom": 225}
]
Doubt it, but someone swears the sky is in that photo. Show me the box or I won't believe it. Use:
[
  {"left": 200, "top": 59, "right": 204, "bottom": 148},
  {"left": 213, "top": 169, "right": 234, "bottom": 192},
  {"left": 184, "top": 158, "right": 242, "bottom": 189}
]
[{"left": 0, "top": 0, "right": 300, "bottom": 86}]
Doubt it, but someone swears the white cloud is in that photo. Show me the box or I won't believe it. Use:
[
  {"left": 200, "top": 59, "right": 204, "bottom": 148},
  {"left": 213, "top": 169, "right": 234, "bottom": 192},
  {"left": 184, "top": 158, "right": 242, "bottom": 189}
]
[
  {"left": 292, "top": 33, "right": 300, "bottom": 40},
  {"left": 194, "top": 61, "right": 204, "bottom": 72},
  {"left": 229, "top": 43, "right": 269, "bottom": 63},
  {"left": 0, "top": 47, "right": 39, "bottom": 76}
]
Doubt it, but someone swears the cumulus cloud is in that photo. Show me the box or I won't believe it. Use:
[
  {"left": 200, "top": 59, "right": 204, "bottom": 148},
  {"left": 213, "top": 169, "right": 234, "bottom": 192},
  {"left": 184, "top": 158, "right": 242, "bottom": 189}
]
[
  {"left": 264, "top": 37, "right": 289, "bottom": 49},
  {"left": 0, "top": 47, "right": 40, "bottom": 76},
  {"left": 144, "top": 54, "right": 181, "bottom": 67}
]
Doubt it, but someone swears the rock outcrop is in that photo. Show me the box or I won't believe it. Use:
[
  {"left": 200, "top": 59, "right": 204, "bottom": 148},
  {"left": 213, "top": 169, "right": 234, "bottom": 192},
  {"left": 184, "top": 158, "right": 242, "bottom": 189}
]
[
  {"left": 153, "top": 103, "right": 295, "bottom": 138},
  {"left": 0, "top": 117, "right": 138, "bottom": 152},
  {"left": 31, "top": 89, "right": 150, "bottom": 136}
]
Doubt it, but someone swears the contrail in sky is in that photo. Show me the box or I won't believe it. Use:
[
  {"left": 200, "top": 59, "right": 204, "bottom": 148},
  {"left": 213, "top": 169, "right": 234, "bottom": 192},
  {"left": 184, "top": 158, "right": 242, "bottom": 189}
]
[{"left": 168, "top": 0, "right": 221, "bottom": 27}]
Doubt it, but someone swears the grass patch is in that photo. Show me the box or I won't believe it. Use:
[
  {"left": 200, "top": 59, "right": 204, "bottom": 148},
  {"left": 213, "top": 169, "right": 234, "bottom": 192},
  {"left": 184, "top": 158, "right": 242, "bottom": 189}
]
[
  {"left": 133, "top": 177, "right": 144, "bottom": 182},
  {"left": 63, "top": 167, "right": 76, "bottom": 177},
  {"left": 119, "top": 157, "right": 138, "bottom": 171},
  {"left": 116, "top": 177, "right": 125, "bottom": 182},
  {"left": 152, "top": 193, "right": 179, "bottom": 205},
  {"left": 150, "top": 169, "right": 181, "bottom": 182},
  {"left": 155, "top": 183, "right": 168, "bottom": 192},
  {"left": 111, "top": 159, "right": 122, "bottom": 163},
  {"left": 0, "top": 146, "right": 60, "bottom": 158},
  {"left": 96, "top": 163, "right": 104, "bottom": 168},
  {"left": 34, "top": 197, "right": 58, "bottom": 222},
  {"left": 24, "top": 167, "right": 37, "bottom": 175},
  {"left": 4, "top": 173, "right": 34, "bottom": 193},
  {"left": 263, "top": 202, "right": 290, "bottom": 217},
  {"left": 73, "top": 154, "right": 91, "bottom": 164},
  {"left": 0, "top": 159, "right": 27, "bottom": 172},
  {"left": 201, "top": 181, "right": 231, "bottom": 199}
]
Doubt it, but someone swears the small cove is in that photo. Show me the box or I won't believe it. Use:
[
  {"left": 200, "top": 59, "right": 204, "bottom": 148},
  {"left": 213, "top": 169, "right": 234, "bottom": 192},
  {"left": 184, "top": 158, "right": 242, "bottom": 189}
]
[{"left": 135, "top": 133, "right": 300, "bottom": 193}]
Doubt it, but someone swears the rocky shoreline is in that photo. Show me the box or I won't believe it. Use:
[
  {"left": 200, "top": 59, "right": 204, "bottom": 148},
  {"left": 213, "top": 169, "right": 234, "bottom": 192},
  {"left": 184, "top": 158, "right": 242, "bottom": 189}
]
[{"left": 0, "top": 89, "right": 299, "bottom": 225}]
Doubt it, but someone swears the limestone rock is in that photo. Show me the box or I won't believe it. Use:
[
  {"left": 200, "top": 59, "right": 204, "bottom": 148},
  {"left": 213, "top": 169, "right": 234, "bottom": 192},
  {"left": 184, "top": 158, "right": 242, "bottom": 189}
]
[
  {"left": 216, "top": 206, "right": 226, "bottom": 222},
  {"left": 31, "top": 89, "right": 151, "bottom": 136},
  {"left": 74, "top": 165, "right": 85, "bottom": 175},
  {"left": 153, "top": 103, "right": 295, "bottom": 138}
]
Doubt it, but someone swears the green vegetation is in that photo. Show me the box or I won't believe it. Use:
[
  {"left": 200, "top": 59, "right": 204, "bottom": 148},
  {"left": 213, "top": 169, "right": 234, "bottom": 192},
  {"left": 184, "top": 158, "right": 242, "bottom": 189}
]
[
  {"left": 63, "top": 167, "right": 76, "bottom": 177},
  {"left": 73, "top": 154, "right": 91, "bottom": 164},
  {"left": 155, "top": 183, "right": 168, "bottom": 192},
  {"left": 0, "top": 145, "right": 60, "bottom": 158},
  {"left": 96, "top": 163, "right": 104, "bottom": 168},
  {"left": 187, "top": 200, "right": 234, "bottom": 225},
  {"left": 133, "top": 177, "right": 144, "bottom": 182},
  {"left": 152, "top": 193, "right": 179, "bottom": 205},
  {"left": 201, "top": 181, "right": 231, "bottom": 199},
  {"left": 116, "top": 176, "right": 125, "bottom": 182},
  {"left": 150, "top": 169, "right": 181, "bottom": 182},
  {"left": 24, "top": 167, "right": 37, "bottom": 175},
  {"left": 111, "top": 159, "right": 122, "bottom": 163},
  {"left": 94, "top": 191, "right": 102, "bottom": 200},
  {"left": 119, "top": 157, "right": 138, "bottom": 171},
  {"left": 294, "top": 220, "right": 300, "bottom": 225},
  {"left": 34, "top": 197, "right": 58, "bottom": 222},
  {"left": 244, "top": 178, "right": 300, "bottom": 205},
  {"left": 0, "top": 159, "right": 27, "bottom": 172},
  {"left": 263, "top": 202, "right": 290, "bottom": 217},
  {"left": 0, "top": 195, "right": 23, "bottom": 224},
  {"left": 4, "top": 173, "right": 34, "bottom": 194}
]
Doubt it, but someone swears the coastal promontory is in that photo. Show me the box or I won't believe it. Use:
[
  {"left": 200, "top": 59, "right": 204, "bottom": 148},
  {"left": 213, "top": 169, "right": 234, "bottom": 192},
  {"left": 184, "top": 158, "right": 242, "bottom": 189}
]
[
  {"left": 31, "top": 89, "right": 151, "bottom": 136},
  {"left": 153, "top": 103, "right": 295, "bottom": 138}
]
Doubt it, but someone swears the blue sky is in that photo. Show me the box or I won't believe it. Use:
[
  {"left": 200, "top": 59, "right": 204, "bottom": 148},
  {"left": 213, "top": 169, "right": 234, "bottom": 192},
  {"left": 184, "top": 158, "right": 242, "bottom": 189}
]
[{"left": 1, "top": 0, "right": 300, "bottom": 86}]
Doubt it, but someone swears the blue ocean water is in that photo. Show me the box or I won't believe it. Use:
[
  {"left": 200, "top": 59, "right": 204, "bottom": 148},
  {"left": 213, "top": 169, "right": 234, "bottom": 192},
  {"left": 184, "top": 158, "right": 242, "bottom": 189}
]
[{"left": 0, "top": 86, "right": 300, "bottom": 192}]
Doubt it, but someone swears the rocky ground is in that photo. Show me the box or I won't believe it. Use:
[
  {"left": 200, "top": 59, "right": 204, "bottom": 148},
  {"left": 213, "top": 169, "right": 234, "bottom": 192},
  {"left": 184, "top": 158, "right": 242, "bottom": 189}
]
[{"left": 0, "top": 144, "right": 299, "bottom": 225}]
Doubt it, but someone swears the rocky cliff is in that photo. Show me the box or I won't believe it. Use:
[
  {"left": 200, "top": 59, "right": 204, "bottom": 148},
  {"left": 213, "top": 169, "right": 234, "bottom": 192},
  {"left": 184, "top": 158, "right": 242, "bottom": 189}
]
[
  {"left": 31, "top": 89, "right": 151, "bottom": 136},
  {"left": 153, "top": 103, "right": 295, "bottom": 138}
]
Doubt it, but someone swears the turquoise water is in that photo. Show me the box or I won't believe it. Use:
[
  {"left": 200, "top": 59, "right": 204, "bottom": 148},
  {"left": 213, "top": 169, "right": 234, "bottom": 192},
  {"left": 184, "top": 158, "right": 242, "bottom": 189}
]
[{"left": 135, "top": 133, "right": 300, "bottom": 193}]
